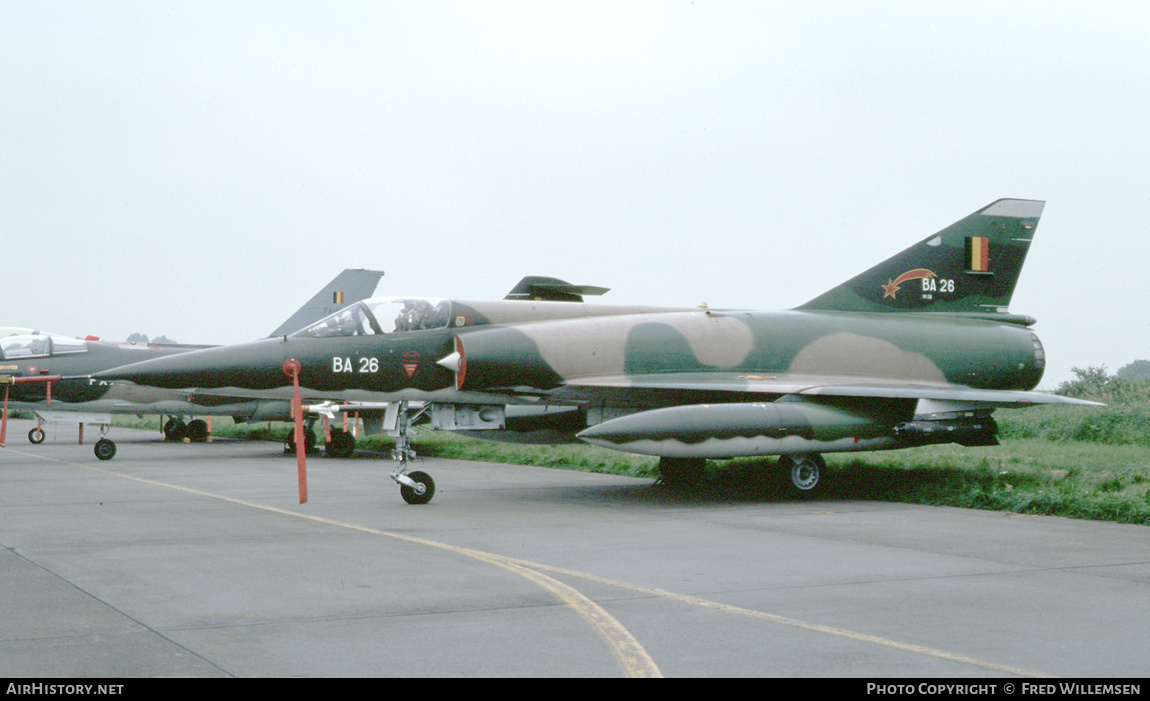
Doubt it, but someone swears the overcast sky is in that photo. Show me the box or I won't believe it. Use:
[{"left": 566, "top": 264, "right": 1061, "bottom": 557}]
[{"left": 3, "top": 1, "right": 1147, "bottom": 388}]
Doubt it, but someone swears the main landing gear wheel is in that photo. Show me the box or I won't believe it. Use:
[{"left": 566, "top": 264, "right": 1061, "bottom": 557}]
[
  {"left": 325, "top": 429, "right": 356, "bottom": 458},
  {"left": 777, "top": 453, "right": 825, "bottom": 498},
  {"left": 28, "top": 427, "right": 45, "bottom": 444},
  {"left": 657, "top": 457, "right": 706, "bottom": 489},
  {"left": 163, "top": 418, "right": 187, "bottom": 442},
  {"left": 94, "top": 438, "right": 117, "bottom": 461},
  {"left": 185, "top": 419, "right": 209, "bottom": 442},
  {"left": 284, "top": 427, "right": 318, "bottom": 454},
  {"left": 399, "top": 470, "right": 435, "bottom": 505}
]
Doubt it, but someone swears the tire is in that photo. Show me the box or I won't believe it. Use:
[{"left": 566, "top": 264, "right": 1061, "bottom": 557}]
[
  {"left": 285, "top": 429, "right": 317, "bottom": 454},
  {"left": 164, "top": 418, "right": 187, "bottom": 442},
  {"left": 28, "top": 428, "right": 45, "bottom": 444},
  {"left": 186, "top": 419, "right": 209, "bottom": 442},
  {"left": 325, "top": 429, "right": 356, "bottom": 458},
  {"left": 94, "top": 438, "right": 117, "bottom": 461},
  {"left": 777, "top": 453, "right": 825, "bottom": 498},
  {"left": 657, "top": 457, "right": 706, "bottom": 489},
  {"left": 400, "top": 471, "right": 435, "bottom": 505}
]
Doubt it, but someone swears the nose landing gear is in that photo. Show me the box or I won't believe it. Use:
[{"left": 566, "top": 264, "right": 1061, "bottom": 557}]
[{"left": 389, "top": 401, "right": 436, "bottom": 505}]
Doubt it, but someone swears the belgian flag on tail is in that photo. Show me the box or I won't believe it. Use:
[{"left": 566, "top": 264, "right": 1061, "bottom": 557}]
[{"left": 966, "top": 236, "right": 990, "bottom": 273}]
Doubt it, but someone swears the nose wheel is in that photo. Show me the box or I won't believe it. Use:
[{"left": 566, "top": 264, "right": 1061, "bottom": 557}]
[
  {"left": 93, "top": 424, "right": 117, "bottom": 461},
  {"left": 397, "top": 470, "right": 435, "bottom": 505},
  {"left": 94, "top": 438, "right": 117, "bottom": 461}
]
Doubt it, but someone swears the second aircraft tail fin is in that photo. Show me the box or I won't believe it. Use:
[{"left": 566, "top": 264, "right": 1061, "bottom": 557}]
[{"left": 268, "top": 269, "right": 384, "bottom": 337}]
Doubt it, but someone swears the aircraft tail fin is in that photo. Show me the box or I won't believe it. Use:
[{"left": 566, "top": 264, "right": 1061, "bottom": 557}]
[
  {"left": 268, "top": 269, "right": 384, "bottom": 337},
  {"left": 796, "top": 199, "right": 1044, "bottom": 316}
]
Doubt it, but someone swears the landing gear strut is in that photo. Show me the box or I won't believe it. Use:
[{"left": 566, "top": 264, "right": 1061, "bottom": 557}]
[{"left": 390, "top": 401, "right": 435, "bottom": 504}]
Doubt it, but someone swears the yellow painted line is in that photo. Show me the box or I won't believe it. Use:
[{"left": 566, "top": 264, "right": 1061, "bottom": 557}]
[
  {"left": 7, "top": 446, "right": 1056, "bottom": 677},
  {"left": 512, "top": 560, "right": 1058, "bottom": 678},
  {"left": 6, "top": 449, "right": 661, "bottom": 679}
]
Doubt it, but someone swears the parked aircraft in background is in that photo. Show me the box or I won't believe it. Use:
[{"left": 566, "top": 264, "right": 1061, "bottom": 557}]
[
  {"left": 96, "top": 200, "right": 1100, "bottom": 504},
  {"left": 1, "top": 269, "right": 383, "bottom": 457}
]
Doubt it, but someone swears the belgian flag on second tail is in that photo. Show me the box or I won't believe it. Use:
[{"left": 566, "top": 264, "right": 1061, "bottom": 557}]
[{"left": 966, "top": 236, "right": 990, "bottom": 273}]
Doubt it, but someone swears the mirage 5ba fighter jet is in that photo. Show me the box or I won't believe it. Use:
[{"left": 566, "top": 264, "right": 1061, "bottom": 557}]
[
  {"left": 2, "top": 269, "right": 383, "bottom": 458},
  {"left": 95, "top": 199, "right": 1099, "bottom": 503}
]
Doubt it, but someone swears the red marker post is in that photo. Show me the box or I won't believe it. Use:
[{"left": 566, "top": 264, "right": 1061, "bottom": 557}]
[
  {"left": 282, "top": 359, "right": 307, "bottom": 504},
  {"left": 1, "top": 383, "right": 9, "bottom": 448}
]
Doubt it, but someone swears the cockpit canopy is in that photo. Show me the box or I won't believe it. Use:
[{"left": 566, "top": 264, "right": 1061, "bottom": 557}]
[
  {"left": 293, "top": 297, "right": 453, "bottom": 338},
  {"left": 0, "top": 332, "right": 87, "bottom": 360}
]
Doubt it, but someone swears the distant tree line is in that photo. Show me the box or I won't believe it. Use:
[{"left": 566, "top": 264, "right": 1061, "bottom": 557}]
[
  {"left": 1116, "top": 360, "right": 1150, "bottom": 381},
  {"left": 126, "top": 333, "right": 178, "bottom": 344},
  {"left": 1056, "top": 362, "right": 1150, "bottom": 403}
]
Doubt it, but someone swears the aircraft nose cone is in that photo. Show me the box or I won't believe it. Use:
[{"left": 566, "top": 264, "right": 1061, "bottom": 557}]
[{"left": 93, "top": 338, "right": 289, "bottom": 389}]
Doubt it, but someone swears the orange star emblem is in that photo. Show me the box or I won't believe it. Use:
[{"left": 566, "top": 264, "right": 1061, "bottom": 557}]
[{"left": 881, "top": 268, "right": 937, "bottom": 299}]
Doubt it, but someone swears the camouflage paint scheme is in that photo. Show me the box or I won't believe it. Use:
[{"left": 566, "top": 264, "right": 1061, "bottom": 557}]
[{"left": 94, "top": 200, "right": 1098, "bottom": 495}]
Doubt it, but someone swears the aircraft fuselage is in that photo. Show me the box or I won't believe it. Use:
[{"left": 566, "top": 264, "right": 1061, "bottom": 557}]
[
  {"left": 99, "top": 303, "right": 1045, "bottom": 404},
  {"left": 1, "top": 336, "right": 207, "bottom": 404}
]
